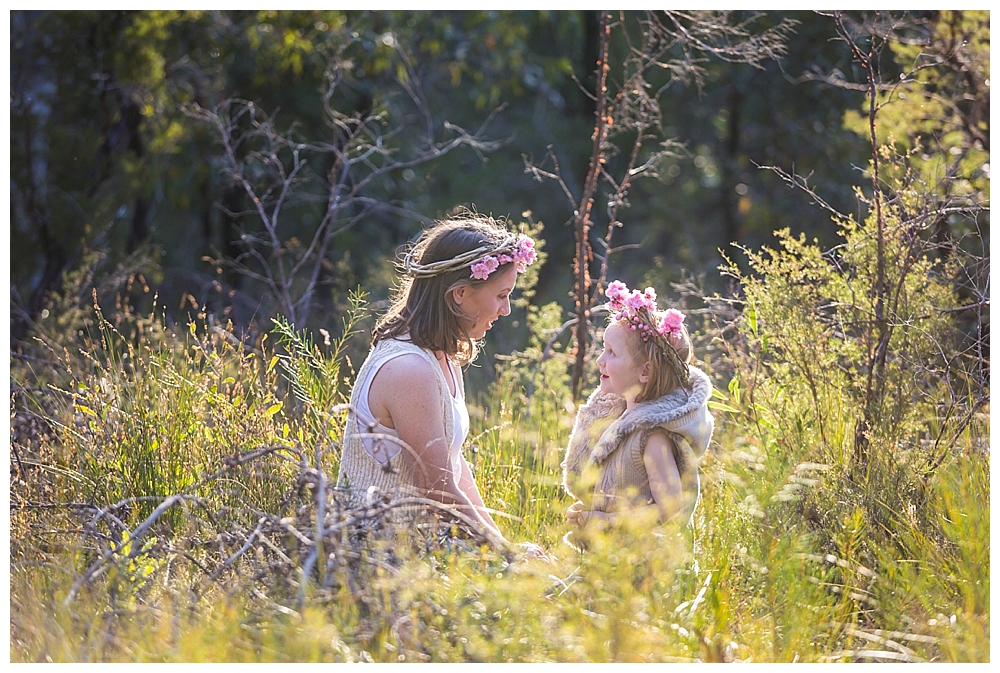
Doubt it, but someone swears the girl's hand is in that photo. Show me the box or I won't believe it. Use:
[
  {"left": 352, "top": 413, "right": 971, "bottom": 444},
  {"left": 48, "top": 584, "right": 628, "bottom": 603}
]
[{"left": 566, "top": 500, "right": 586, "bottom": 526}]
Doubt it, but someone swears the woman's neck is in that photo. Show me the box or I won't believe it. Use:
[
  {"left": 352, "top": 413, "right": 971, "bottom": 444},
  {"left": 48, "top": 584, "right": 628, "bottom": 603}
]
[{"left": 434, "top": 350, "right": 457, "bottom": 395}]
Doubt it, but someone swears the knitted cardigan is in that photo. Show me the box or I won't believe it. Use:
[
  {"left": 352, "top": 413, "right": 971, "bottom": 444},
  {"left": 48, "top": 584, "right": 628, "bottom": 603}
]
[
  {"left": 562, "top": 365, "right": 715, "bottom": 521},
  {"left": 337, "top": 336, "right": 463, "bottom": 505}
]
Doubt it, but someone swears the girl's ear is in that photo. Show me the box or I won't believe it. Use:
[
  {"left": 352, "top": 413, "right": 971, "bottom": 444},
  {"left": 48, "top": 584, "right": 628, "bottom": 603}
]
[
  {"left": 638, "top": 359, "right": 652, "bottom": 384},
  {"left": 451, "top": 285, "right": 468, "bottom": 306}
]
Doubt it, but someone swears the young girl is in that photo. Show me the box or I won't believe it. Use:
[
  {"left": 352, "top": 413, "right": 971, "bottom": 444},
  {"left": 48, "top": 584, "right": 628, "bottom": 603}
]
[{"left": 562, "top": 280, "right": 715, "bottom": 527}]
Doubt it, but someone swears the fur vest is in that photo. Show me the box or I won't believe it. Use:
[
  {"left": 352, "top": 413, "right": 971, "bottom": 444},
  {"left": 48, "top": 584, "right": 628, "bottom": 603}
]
[{"left": 562, "top": 366, "right": 715, "bottom": 520}]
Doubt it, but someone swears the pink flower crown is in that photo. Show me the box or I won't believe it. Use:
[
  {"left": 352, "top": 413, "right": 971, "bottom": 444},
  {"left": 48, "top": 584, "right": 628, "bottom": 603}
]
[
  {"left": 605, "top": 280, "right": 685, "bottom": 343},
  {"left": 469, "top": 233, "right": 537, "bottom": 280},
  {"left": 403, "top": 231, "right": 537, "bottom": 280}
]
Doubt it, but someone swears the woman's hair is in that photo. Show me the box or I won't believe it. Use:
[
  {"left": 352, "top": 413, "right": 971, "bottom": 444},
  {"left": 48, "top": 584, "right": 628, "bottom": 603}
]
[
  {"left": 614, "top": 310, "right": 693, "bottom": 404},
  {"left": 374, "top": 212, "right": 514, "bottom": 365}
]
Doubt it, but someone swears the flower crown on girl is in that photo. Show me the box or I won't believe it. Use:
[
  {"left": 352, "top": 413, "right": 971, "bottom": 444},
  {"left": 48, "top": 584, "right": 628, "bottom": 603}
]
[
  {"left": 605, "top": 279, "right": 690, "bottom": 386},
  {"left": 403, "top": 232, "right": 537, "bottom": 280}
]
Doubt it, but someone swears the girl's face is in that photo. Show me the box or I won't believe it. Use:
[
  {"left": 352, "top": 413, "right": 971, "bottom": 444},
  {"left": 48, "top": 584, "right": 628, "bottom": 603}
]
[
  {"left": 596, "top": 322, "right": 649, "bottom": 400},
  {"left": 451, "top": 263, "right": 517, "bottom": 339}
]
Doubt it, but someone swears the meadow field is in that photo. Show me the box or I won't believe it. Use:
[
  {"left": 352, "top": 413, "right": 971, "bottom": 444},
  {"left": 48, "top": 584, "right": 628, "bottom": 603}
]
[{"left": 10, "top": 211, "right": 989, "bottom": 662}]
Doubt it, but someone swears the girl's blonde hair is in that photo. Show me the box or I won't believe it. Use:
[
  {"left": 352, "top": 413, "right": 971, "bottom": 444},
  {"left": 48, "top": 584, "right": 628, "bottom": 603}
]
[
  {"left": 374, "top": 213, "right": 513, "bottom": 365},
  {"left": 614, "top": 310, "right": 693, "bottom": 404}
]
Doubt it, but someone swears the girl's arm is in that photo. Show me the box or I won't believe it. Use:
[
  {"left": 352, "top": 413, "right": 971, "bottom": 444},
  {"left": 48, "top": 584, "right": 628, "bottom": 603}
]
[
  {"left": 642, "top": 429, "right": 684, "bottom": 522},
  {"left": 568, "top": 430, "right": 683, "bottom": 526}
]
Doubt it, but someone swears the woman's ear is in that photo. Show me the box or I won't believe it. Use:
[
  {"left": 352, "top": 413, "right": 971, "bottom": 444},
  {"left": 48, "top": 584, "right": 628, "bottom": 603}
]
[{"left": 451, "top": 284, "right": 468, "bottom": 306}]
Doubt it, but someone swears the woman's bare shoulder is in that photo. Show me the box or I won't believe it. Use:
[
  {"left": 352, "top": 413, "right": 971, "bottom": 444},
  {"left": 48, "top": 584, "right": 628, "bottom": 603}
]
[
  {"left": 376, "top": 352, "right": 435, "bottom": 379},
  {"left": 371, "top": 353, "right": 439, "bottom": 399}
]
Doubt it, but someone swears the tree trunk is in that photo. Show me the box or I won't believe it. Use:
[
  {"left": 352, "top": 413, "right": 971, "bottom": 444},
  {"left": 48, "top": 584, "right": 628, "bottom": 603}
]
[{"left": 571, "top": 11, "right": 611, "bottom": 400}]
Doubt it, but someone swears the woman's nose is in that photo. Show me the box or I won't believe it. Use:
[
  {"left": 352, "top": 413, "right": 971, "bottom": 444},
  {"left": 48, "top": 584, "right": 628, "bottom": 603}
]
[{"left": 500, "top": 298, "right": 511, "bottom": 316}]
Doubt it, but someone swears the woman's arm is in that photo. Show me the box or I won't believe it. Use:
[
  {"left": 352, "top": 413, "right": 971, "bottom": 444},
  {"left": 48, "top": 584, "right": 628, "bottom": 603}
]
[
  {"left": 456, "top": 454, "right": 503, "bottom": 536},
  {"left": 460, "top": 455, "right": 552, "bottom": 560},
  {"left": 370, "top": 354, "right": 501, "bottom": 536}
]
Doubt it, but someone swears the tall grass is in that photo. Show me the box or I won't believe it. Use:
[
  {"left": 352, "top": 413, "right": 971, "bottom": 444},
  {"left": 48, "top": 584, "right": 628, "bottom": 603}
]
[{"left": 9, "top": 217, "right": 989, "bottom": 662}]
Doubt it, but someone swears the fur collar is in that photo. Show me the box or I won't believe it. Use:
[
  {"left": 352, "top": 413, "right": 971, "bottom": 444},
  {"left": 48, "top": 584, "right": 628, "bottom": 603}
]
[{"left": 583, "top": 366, "right": 714, "bottom": 465}]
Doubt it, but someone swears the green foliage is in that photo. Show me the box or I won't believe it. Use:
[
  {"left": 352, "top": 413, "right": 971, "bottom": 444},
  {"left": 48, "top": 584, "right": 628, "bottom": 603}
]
[
  {"left": 17, "top": 307, "right": 288, "bottom": 527},
  {"left": 842, "top": 11, "right": 989, "bottom": 208},
  {"left": 705, "top": 138, "right": 987, "bottom": 659},
  {"left": 12, "top": 9, "right": 886, "bottom": 346},
  {"left": 269, "top": 288, "right": 366, "bottom": 469},
  {"left": 474, "top": 299, "right": 575, "bottom": 543}
]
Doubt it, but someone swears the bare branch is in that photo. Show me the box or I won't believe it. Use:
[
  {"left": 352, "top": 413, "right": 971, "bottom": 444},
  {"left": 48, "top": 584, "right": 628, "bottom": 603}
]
[
  {"left": 187, "top": 41, "right": 506, "bottom": 329},
  {"left": 754, "top": 162, "right": 849, "bottom": 220},
  {"left": 522, "top": 146, "right": 579, "bottom": 211}
]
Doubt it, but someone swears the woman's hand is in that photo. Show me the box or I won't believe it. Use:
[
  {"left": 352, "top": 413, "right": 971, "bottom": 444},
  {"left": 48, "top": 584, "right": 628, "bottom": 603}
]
[{"left": 519, "top": 541, "right": 554, "bottom": 564}]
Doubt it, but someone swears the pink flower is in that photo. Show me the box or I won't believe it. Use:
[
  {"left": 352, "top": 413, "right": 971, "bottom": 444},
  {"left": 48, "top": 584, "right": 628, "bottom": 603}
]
[
  {"left": 606, "top": 280, "right": 629, "bottom": 302},
  {"left": 470, "top": 255, "right": 500, "bottom": 280},
  {"left": 659, "top": 308, "right": 685, "bottom": 335},
  {"left": 625, "top": 290, "right": 651, "bottom": 313},
  {"left": 511, "top": 235, "right": 537, "bottom": 271},
  {"left": 462, "top": 233, "right": 537, "bottom": 281},
  {"left": 606, "top": 280, "right": 660, "bottom": 321}
]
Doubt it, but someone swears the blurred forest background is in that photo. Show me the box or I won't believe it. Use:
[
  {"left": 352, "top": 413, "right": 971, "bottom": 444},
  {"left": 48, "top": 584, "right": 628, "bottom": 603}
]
[{"left": 12, "top": 9, "right": 900, "bottom": 364}]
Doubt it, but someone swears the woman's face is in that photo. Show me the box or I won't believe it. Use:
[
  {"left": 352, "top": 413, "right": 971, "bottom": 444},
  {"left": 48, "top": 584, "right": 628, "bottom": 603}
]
[
  {"left": 452, "top": 264, "right": 517, "bottom": 339},
  {"left": 596, "top": 321, "right": 648, "bottom": 399}
]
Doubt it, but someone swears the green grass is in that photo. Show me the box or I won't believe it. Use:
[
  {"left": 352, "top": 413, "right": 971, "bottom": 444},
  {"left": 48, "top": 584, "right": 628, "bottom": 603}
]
[{"left": 9, "top": 280, "right": 990, "bottom": 663}]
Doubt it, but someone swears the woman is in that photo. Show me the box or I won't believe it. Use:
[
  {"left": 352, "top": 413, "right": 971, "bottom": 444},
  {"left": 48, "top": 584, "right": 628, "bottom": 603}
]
[{"left": 338, "top": 212, "right": 540, "bottom": 551}]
